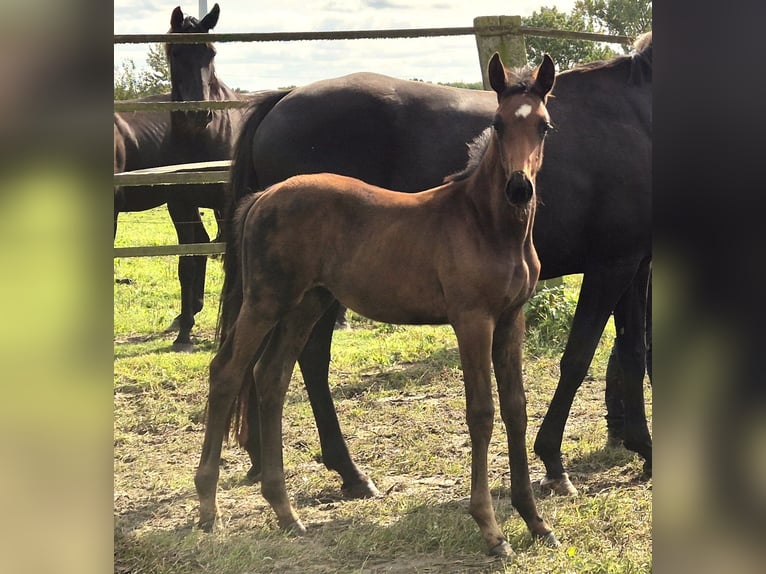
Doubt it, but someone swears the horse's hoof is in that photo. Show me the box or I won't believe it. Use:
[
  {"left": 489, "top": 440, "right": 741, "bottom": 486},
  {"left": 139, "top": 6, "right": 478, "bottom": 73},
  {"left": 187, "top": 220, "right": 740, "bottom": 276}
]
[
  {"left": 540, "top": 473, "right": 578, "bottom": 496},
  {"left": 245, "top": 466, "right": 262, "bottom": 484},
  {"left": 342, "top": 478, "right": 380, "bottom": 499},
  {"left": 641, "top": 460, "right": 652, "bottom": 480},
  {"left": 172, "top": 342, "right": 195, "bottom": 353},
  {"left": 537, "top": 531, "right": 561, "bottom": 548},
  {"left": 606, "top": 433, "right": 624, "bottom": 449},
  {"left": 284, "top": 520, "right": 307, "bottom": 536},
  {"left": 197, "top": 516, "right": 221, "bottom": 532},
  {"left": 489, "top": 540, "right": 514, "bottom": 558}
]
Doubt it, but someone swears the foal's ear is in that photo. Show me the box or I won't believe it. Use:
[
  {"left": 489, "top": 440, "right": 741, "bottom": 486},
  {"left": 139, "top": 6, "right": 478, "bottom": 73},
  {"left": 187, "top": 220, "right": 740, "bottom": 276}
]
[
  {"left": 533, "top": 54, "right": 556, "bottom": 98},
  {"left": 488, "top": 53, "right": 508, "bottom": 98},
  {"left": 170, "top": 7, "right": 184, "bottom": 32},
  {"left": 200, "top": 3, "right": 221, "bottom": 32}
]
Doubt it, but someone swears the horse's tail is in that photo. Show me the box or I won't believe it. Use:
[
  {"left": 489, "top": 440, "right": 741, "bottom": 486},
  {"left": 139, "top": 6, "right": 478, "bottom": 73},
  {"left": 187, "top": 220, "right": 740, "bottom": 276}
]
[
  {"left": 217, "top": 89, "right": 291, "bottom": 345},
  {"left": 216, "top": 89, "right": 291, "bottom": 446}
]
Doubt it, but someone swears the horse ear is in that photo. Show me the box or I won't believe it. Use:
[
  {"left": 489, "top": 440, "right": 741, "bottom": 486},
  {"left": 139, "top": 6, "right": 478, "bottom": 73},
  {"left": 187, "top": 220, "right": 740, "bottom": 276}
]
[
  {"left": 488, "top": 53, "right": 507, "bottom": 98},
  {"left": 170, "top": 7, "right": 184, "bottom": 32},
  {"left": 534, "top": 54, "right": 556, "bottom": 98},
  {"left": 200, "top": 3, "right": 221, "bottom": 32}
]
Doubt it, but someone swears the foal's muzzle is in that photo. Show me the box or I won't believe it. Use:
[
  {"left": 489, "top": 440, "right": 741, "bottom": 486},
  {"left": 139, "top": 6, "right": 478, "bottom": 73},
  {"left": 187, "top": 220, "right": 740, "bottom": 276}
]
[{"left": 505, "top": 171, "right": 534, "bottom": 205}]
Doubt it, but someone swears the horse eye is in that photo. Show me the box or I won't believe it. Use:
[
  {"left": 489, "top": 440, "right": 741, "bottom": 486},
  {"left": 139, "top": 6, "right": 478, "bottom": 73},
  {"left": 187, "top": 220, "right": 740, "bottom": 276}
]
[
  {"left": 492, "top": 119, "right": 504, "bottom": 134},
  {"left": 539, "top": 121, "right": 552, "bottom": 138}
]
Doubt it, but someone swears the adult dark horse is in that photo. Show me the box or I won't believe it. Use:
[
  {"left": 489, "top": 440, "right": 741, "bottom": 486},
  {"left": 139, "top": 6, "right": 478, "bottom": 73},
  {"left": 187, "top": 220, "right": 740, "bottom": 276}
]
[
  {"left": 200, "top": 54, "right": 558, "bottom": 557},
  {"left": 114, "top": 3, "right": 247, "bottom": 351},
  {"left": 226, "top": 34, "right": 652, "bottom": 497}
]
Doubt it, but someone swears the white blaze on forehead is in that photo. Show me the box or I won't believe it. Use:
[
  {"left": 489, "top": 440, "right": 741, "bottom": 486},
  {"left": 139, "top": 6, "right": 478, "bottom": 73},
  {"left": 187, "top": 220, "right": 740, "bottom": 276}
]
[{"left": 514, "top": 104, "right": 532, "bottom": 118}]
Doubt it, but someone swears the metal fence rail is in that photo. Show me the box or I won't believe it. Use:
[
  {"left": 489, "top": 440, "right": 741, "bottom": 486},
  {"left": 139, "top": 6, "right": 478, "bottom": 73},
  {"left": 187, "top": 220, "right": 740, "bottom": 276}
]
[{"left": 114, "top": 21, "right": 633, "bottom": 258}]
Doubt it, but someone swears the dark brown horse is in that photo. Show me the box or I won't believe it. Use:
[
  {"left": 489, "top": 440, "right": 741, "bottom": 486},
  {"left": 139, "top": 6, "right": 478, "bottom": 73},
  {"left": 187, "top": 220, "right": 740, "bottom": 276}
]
[
  {"left": 197, "top": 53, "right": 557, "bottom": 557},
  {"left": 226, "top": 34, "right": 652, "bottom": 497},
  {"left": 114, "top": 3, "right": 254, "bottom": 351}
]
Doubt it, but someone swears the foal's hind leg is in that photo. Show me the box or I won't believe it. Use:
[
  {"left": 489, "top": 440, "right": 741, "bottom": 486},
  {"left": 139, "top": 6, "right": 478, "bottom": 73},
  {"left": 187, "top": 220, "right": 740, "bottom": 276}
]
[
  {"left": 243, "top": 301, "right": 379, "bottom": 498},
  {"left": 195, "top": 306, "right": 277, "bottom": 531},
  {"left": 492, "top": 307, "right": 558, "bottom": 548},
  {"left": 254, "top": 289, "right": 336, "bottom": 533}
]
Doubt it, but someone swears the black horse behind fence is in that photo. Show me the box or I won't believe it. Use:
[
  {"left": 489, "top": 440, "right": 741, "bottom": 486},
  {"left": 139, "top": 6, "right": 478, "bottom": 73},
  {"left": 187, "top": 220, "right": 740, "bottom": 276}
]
[
  {"left": 114, "top": 3, "right": 246, "bottom": 351},
  {"left": 200, "top": 53, "right": 558, "bottom": 557},
  {"left": 221, "top": 32, "right": 652, "bottom": 498}
]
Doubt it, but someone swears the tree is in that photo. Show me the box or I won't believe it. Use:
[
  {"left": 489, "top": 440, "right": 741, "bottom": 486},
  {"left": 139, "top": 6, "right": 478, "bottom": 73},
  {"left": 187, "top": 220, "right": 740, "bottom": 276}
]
[
  {"left": 114, "top": 44, "right": 171, "bottom": 100},
  {"left": 576, "top": 0, "right": 652, "bottom": 44},
  {"left": 522, "top": 6, "right": 617, "bottom": 70},
  {"left": 522, "top": 1, "right": 652, "bottom": 69}
]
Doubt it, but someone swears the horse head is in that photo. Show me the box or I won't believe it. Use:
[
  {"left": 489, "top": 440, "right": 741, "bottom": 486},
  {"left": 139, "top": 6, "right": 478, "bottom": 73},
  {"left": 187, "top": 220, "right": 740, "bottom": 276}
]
[
  {"left": 167, "top": 3, "right": 221, "bottom": 131},
  {"left": 487, "top": 53, "right": 555, "bottom": 206}
]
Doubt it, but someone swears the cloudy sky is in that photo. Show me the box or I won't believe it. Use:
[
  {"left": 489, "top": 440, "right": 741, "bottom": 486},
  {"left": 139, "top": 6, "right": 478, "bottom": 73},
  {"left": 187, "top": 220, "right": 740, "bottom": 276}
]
[{"left": 114, "top": 1, "right": 577, "bottom": 90}]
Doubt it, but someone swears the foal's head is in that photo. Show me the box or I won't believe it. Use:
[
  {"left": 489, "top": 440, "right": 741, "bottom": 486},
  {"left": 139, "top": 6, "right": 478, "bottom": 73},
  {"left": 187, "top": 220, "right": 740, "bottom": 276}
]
[
  {"left": 166, "top": 3, "right": 221, "bottom": 130},
  {"left": 487, "top": 53, "right": 555, "bottom": 205}
]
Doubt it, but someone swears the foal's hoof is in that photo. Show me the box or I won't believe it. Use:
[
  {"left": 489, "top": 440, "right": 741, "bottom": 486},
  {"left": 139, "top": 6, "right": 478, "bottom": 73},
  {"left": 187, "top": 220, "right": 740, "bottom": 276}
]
[
  {"left": 197, "top": 516, "right": 221, "bottom": 532},
  {"left": 489, "top": 540, "right": 514, "bottom": 558},
  {"left": 172, "top": 341, "right": 195, "bottom": 353},
  {"left": 536, "top": 531, "right": 561, "bottom": 548},
  {"left": 284, "top": 520, "right": 307, "bottom": 536},
  {"left": 540, "top": 473, "right": 578, "bottom": 496},
  {"left": 342, "top": 478, "right": 381, "bottom": 499}
]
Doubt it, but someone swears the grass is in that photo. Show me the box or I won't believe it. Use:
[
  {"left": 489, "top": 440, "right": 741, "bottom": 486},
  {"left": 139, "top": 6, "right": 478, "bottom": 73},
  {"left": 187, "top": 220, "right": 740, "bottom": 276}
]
[{"left": 114, "top": 208, "right": 652, "bottom": 573}]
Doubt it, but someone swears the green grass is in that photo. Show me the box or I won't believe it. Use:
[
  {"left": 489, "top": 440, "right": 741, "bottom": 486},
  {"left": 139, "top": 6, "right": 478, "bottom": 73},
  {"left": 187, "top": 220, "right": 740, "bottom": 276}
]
[{"left": 114, "top": 208, "right": 651, "bottom": 573}]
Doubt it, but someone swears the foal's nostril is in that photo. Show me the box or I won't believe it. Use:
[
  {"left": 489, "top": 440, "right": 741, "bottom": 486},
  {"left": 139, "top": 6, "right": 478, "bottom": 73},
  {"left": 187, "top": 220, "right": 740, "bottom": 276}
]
[{"left": 505, "top": 171, "right": 534, "bottom": 205}]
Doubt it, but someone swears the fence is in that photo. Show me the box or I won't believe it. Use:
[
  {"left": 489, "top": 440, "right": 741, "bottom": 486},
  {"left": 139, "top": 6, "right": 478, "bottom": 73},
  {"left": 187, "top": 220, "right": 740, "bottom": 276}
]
[{"left": 113, "top": 19, "right": 631, "bottom": 258}]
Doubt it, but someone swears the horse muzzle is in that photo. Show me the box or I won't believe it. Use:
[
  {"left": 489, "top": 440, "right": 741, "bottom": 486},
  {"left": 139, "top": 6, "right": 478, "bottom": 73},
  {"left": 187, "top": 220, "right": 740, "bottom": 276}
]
[{"left": 505, "top": 171, "right": 534, "bottom": 205}]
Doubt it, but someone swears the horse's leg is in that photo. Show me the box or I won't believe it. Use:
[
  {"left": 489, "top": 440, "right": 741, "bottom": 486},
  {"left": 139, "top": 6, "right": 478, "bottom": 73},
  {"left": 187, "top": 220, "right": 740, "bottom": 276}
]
[
  {"left": 255, "top": 289, "right": 335, "bottom": 533},
  {"left": 298, "top": 302, "right": 378, "bottom": 497},
  {"left": 612, "top": 258, "right": 652, "bottom": 476},
  {"left": 452, "top": 315, "right": 511, "bottom": 557},
  {"left": 243, "top": 301, "right": 379, "bottom": 497},
  {"left": 167, "top": 200, "right": 208, "bottom": 352},
  {"left": 492, "top": 307, "right": 559, "bottom": 548},
  {"left": 604, "top": 337, "right": 626, "bottom": 447},
  {"left": 195, "top": 305, "right": 277, "bottom": 531},
  {"left": 534, "top": 264, "right": 635, "bottom": 495}
]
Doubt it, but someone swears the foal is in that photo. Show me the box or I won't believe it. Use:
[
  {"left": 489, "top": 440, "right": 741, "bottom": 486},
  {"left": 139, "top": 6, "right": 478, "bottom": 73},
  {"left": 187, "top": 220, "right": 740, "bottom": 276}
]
[{"left": 196, "top": 53, "right": 557, "bottom": 557}]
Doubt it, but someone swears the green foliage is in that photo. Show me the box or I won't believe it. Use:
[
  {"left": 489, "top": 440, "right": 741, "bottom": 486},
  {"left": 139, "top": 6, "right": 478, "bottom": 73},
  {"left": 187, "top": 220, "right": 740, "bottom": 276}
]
[
  {"left": 114, "top": 44, "right": 171, "bottom": 100},
  {"left": 522, "top": 0, "right": 652, "bottom": 68},
  {"left": 525, "top": 283, "right": 579, "bottom": 355},
  {"left": 523, "top": 6, "right": 617, "bottom": 69}
]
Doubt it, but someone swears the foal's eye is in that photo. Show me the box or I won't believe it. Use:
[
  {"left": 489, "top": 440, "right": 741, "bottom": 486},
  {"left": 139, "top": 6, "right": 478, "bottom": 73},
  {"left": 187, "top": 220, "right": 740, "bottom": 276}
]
[
  {"left": 539, "top": 121, "right": 553, "bottom": 138},
  {"left": 492, "top": 118, "right": 504, "bottom": 134}
]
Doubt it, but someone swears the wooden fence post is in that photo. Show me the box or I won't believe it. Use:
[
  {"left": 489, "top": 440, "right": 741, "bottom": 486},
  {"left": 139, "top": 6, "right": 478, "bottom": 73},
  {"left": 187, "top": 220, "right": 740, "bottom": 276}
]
[{"left": 473, "top": 16, "right": 527, "bottom": 90}]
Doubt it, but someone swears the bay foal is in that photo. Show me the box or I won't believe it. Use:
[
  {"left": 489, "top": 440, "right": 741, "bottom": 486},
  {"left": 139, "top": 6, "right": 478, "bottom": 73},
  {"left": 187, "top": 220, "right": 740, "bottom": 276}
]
[{"left": 196, "top": 53, "right": 557, "bottom": 557}]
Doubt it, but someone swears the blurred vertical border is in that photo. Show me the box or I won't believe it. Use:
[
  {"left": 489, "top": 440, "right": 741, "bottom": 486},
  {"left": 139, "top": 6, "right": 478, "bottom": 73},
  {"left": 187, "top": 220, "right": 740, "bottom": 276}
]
[
  {"left": 0, "top": 0, "right": 113, "bottom": 572},
  {"left": 654, "top": 1, "right": 766, "bottom": 572}
]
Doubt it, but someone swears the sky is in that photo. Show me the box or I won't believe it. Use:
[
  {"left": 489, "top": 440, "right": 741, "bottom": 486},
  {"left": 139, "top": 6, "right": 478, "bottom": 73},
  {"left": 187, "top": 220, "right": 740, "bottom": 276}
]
[{"left": 114, "top": 1, "right": 577, "bottom": 91}]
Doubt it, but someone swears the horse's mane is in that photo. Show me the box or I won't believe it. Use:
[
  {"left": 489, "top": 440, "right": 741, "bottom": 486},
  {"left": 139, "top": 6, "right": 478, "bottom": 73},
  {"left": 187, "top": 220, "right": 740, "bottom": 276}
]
[
  {"left": 443, "top": 128, "right": 492, "bottom": 183},
  {"left": 561, "top": 30, "right": 652, "bottom": 85}
]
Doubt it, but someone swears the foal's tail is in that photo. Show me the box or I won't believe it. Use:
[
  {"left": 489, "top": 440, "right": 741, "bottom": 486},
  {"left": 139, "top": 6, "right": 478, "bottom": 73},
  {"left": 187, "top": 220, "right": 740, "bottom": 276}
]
[
  {"left": 216, "top": 89, "right": 291, "bottom": 345},
  {"left": 217, "top": 89, "right": 291, "bottom": 446}
]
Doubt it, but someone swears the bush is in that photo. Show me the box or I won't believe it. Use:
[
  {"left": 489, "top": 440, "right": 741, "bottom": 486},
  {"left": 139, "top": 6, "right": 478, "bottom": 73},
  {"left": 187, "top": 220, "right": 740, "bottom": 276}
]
[{"left": 525, "top": 282, "right": 579, "bottom": 355}]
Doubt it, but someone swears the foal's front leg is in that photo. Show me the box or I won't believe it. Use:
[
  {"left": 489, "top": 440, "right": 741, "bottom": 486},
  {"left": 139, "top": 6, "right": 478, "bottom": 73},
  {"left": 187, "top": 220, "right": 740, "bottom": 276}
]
[
  {"left": 453, "top": 315, "right": 512, "bottom": 557},
  {"left": 492, "top": 307, "right": 559, "bottom": 547}
]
